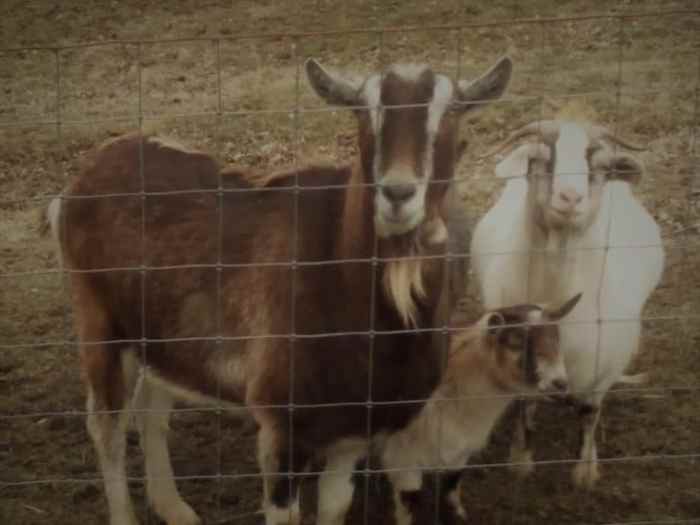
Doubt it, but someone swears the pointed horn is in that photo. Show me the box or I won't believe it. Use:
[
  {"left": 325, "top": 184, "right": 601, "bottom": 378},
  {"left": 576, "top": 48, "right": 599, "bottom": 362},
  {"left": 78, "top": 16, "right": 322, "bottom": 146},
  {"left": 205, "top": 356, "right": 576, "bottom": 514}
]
[
  {"left": 588, "top": 124, "right": 647, "bottom": 151},
  {"left": 545, "top": 292, "right": 583, "bottom": 321},
  {"left": 478, "top": 120, "right": 560, "bottom": 159}
]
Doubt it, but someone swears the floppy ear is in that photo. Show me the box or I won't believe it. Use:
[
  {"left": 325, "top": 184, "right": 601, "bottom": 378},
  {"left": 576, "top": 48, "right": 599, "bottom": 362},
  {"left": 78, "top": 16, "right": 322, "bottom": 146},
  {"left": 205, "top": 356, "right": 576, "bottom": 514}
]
[
  {"left": 455, "top": 55, "right": 513, "bottom": 114},
  {"left": 609, "top": 153, "right": 644, "bottom": 185},
  {"left": 546, "top": 293, "right": 583, "bottom": 321},
  {"left": 494, "top": 143, "right": 549, "bottom": 180},
  {"left": 305, "top": 58, "right": 361, "bottom": 107}
]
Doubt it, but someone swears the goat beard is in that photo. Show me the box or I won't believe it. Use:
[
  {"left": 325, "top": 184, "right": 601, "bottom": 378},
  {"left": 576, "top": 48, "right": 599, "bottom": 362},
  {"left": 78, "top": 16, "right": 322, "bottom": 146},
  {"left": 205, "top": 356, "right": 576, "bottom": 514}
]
[{"left": 379, "top": 213, "right": 446, "bottom": 328}]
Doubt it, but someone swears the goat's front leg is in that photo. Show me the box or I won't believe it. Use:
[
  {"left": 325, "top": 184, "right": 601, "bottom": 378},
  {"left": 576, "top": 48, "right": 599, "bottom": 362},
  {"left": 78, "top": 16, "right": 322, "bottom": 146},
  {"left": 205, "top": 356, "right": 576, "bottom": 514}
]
[
  {"left": 509, "top": 399, "right": 537, "bottom": 477},
  {"left": 386, "top": 469, "right": 423, "bottom": 525},
  {"left": 316, "top": 441, "right": 365, "bottom": 525},
  {"left": 256, "top": 424, "right": 303, "bottom": 525},
  {"left": 135, "top": 381, "right": 200, "bottom": 525},
  {"left": 437, "top": 470, "right": 467, "bottom": 525},
  {"left": 572, "top": 403, "right": 601, "bottom": 489}
]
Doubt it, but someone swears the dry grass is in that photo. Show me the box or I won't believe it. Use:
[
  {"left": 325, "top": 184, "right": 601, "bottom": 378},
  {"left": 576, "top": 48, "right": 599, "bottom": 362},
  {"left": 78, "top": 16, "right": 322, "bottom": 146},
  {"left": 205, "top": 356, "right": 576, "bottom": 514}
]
[{"left": 1, "top": 1, "right": 699, "bottom": 524}]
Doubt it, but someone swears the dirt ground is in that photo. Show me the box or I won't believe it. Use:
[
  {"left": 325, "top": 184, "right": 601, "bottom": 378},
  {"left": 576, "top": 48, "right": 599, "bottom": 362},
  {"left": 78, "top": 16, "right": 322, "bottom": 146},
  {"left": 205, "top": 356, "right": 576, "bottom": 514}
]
[{"left": 1, "top": 1, "right": 699, "bottom": 524}]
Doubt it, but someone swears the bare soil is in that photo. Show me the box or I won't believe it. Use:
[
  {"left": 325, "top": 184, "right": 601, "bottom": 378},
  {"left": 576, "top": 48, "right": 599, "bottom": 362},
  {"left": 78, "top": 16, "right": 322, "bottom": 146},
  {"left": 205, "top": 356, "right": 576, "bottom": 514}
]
[{"left": 1, "top": 1, "right": 699, "bottom": 524}]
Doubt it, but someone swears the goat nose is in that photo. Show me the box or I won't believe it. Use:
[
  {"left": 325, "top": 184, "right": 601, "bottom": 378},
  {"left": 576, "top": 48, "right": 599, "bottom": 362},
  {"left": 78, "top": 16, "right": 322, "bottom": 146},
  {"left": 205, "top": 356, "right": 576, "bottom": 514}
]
[
  {"left": 382, "top": 182, "right": 417, "bottom": 204},
  {"left": 558, "top": 188, "right": 583, "bottom": 207},
  {"left": 552, "top": 379, "right": 569, "bottom": 393}
]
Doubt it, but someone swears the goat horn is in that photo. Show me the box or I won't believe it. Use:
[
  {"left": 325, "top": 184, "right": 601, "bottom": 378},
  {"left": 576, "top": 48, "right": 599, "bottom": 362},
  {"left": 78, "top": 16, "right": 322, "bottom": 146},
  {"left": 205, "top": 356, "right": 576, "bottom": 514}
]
[
  {"left": 478, "top": 120, "right": 560, "bottom": 159},
  {"left": 587, "top": 124, "right": 647, "bottom": 151}
]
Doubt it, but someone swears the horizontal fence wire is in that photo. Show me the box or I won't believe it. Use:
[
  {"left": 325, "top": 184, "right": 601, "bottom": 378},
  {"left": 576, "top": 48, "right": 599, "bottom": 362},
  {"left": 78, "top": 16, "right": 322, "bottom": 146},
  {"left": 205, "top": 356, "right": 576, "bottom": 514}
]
[
  {"left": 2, "top": 452, "right": 700, "bottom": 488},
  {"left": 0, "top": 87, "right": 694, "bottom": 129},
  {"left": 0, "top": 7, "right": 699, "bottom": 53},
  {"left": 2, "top": 6, "right": 699, "bottom": 525}
]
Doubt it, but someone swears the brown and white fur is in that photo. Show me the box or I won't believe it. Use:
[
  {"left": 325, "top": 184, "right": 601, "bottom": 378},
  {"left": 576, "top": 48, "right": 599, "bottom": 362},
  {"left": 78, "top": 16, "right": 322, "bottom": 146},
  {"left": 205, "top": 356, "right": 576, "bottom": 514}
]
[
  {"left": 470, "top": 117, "right": 664, "bottom": 488},
  {"left": 51, "top": 56, "right": 512, "bottom": 525},
  {"left": 380, "top": 294, "right": 580, "bottom": 525}
]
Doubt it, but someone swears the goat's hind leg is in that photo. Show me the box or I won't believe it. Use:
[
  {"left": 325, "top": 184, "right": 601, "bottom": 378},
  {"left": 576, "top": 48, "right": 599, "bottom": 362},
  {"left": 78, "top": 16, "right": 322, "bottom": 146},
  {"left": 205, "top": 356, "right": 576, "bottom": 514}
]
[
  {"left": 509, "top": 399, "right": 537, "bottom": 477},
  {"left": 437, "top": 470, "right": 468, "bottom": 525},
  {"left": 316, "top": 441, "right": 365, "bottom": 525},
  {"left": 82, "top": 337, "right": 140, "bottom": 525},
  {"left": 133, "top": 374, "right": 201, "bottom": 525}
]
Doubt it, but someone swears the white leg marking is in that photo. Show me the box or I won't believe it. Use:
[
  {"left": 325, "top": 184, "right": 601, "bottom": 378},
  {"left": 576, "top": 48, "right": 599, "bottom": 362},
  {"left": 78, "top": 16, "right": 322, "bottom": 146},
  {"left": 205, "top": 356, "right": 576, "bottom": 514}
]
[
  {"left": 137, "top": 382, "right": 200, "bottom": 525},
  {"left": 447, "top": 483, "right": 467, "bottom": 521},
  {"left": 387, "top": 470, "right": 422, "bottom": 525},
  {"left": 317, "top": 441, "right": 365, "bottom": 525},
  {"left": 257, "top": 426, "right": 301, "bottom": 525},
  {"left": 86, "top": 389, "right": 139, "bottom": 525},
  {"left": 509, "top": 401, "right": 536, "bottom": 478},
  {"left": 265, "top": 501, "right": 300, "bottom": 525},
  {"left": 572, "top": 406, "right": 601, "bottom": 489}
]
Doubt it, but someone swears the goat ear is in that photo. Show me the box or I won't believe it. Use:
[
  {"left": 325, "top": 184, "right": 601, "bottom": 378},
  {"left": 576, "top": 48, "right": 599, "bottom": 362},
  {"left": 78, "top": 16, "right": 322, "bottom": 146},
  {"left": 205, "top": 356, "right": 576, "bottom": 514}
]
[
  {"left": 494, "top": 143, "right": 549, "bottom": 180},
  {"left": 305, "top": 58, "right": 360, "bottom": 107},
  {"left": 546, "top": 293, "right": 582, "bottom": 321},
  {"left": 608, "top": 154, "right": 644, "bottom": 185},
  {"left": 494, "top": 143, "right": 531, "bottom": 179},
  {"left": 455, "top": 55, "right": 512, "bottom": 114}
]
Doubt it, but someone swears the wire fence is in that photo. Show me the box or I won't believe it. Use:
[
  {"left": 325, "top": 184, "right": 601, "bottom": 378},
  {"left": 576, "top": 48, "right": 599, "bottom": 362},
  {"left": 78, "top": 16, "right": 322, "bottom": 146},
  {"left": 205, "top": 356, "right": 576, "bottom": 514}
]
[{"left": 1, "top": 5, "right": 699, "bottom": 525}]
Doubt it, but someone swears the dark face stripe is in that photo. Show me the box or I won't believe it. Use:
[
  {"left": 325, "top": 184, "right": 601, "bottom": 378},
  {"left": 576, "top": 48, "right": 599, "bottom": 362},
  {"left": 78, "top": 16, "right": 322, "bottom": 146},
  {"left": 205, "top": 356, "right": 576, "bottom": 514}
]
[{"left": 379, "top": 68, "right": 435, "bottom": 178}]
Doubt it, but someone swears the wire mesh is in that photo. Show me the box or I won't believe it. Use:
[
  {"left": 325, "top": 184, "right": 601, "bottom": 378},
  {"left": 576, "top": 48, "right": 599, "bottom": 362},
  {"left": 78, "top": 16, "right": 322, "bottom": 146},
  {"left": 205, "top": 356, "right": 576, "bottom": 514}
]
[{"left": 1, "top": 4, "right": 699, "bottom": 525}]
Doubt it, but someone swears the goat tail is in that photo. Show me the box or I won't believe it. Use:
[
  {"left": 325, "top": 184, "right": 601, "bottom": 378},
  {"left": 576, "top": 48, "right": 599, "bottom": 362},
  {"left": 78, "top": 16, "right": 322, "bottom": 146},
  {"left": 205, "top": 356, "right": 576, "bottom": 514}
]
[
  {"left": 40, "top": 196, "right": 65, "bottom": 267},
  {"left": 616, "top": 372, "right": 649, "bottom": 385},
  {"left": 43, "top": 196, "right": 62, "bottom": 239}
]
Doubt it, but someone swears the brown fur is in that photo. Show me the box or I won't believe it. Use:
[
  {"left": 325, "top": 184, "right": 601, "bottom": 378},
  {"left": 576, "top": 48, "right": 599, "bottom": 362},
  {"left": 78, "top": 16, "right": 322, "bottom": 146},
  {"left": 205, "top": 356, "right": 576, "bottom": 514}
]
[
  {"left": 59, "top": 56, "right": 513, "bottom": 522},
  {"left": 61, "top": 133, "right": 450, "bottom": 452}
]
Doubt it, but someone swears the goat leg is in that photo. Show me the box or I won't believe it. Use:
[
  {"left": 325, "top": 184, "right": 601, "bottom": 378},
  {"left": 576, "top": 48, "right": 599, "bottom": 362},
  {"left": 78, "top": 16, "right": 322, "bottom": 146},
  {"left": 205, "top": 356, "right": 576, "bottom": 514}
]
[
  {"left": 509, "top": 399, "right": 537, "bottom": 477},
  {"left": 572, "top": 403, "right": 602, "bottom": 489}
]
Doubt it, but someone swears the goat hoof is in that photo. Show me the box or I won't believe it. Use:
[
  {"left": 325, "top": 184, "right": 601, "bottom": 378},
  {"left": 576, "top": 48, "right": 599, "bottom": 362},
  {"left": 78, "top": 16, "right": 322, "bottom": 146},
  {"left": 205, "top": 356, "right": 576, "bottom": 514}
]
[
  {"left": 509, "top": 448, "right": 535, "bottom": 478},
  {"left": 160, "top": 502, "right": 201, "bottom": 525},
  {"left": 572, "top": 461, "right": 600, "bottom": 489}
]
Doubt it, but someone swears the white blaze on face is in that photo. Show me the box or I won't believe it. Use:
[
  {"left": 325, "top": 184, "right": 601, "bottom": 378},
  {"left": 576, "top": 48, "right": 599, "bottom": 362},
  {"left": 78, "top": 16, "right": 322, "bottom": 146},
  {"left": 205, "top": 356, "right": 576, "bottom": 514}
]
[
  {"left": 362, "top": 73, "right": 384, "bottom": 178},
  {"left": 425, "top": 74, "right": 454, "bottom": 178},
  {"left": 552, "top": 122, "right": 591, "bottom": 207}
]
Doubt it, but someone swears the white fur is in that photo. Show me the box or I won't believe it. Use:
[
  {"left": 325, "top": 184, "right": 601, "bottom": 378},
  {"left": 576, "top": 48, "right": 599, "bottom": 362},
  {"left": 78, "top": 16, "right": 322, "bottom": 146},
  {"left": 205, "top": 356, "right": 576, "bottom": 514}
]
[
  {"left": 426, "top": 75, "right": 454, "bottom": 138},
  {"left": 264, "top": 502, "right": 300, "bottom": 525},
  {"left": 552, "top": 122, "right": 590, "bottom": 198},
  {"left": 362, "top": 74, "right": 383, "bottom": 139},
  {"left": 470, "top": 122, "right": 665, "bottom": 485},
  {"left": 381, "top": 343, "right": 525, "bottom": 523},
  {"left": 447, "top": 487, "right": 467, "bottom": 520},
  {"left": 389, "top": 63, "right": 430, "bottom": 82},
  {"left": 46, "top": 196, "right": 64, "bottom": 267},
  {"left": 383, "top": 256, "right": 425, "bottom": 328},
  {"left": 134, "top": 383, "right": 201, "bottom": 525},
  {"left": 148, "top": 136, "right": 201, "bottom": 155},
  {"left": 317, "top": 439, "right": 366, "bottom": 525}
]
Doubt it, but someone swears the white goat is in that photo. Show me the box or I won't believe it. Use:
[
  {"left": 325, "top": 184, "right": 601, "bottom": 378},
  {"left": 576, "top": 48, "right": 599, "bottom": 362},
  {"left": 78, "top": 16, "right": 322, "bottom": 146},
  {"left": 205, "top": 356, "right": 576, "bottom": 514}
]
[{"left": 470, "top": 119, "right": 665, "bottom": 488}]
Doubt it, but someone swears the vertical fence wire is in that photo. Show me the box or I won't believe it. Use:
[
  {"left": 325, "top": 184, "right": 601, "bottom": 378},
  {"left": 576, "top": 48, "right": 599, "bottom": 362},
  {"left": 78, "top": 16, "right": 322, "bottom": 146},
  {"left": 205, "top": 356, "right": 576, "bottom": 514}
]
[
  {"left": 288, "top": 32, "right": 302, "bottom": 523},
  {"left": 214, "top": 36, "right": 225, "bottom": 522},
  {"left": 362, "top": 27, "right": 384, "bottom": 525}
]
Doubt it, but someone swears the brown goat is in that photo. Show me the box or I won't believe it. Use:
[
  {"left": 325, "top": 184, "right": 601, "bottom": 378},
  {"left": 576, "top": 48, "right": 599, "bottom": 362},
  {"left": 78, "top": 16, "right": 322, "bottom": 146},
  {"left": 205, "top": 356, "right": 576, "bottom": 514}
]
[{"left": 53, "top": 56, "right": 512, "bottom": 525}]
